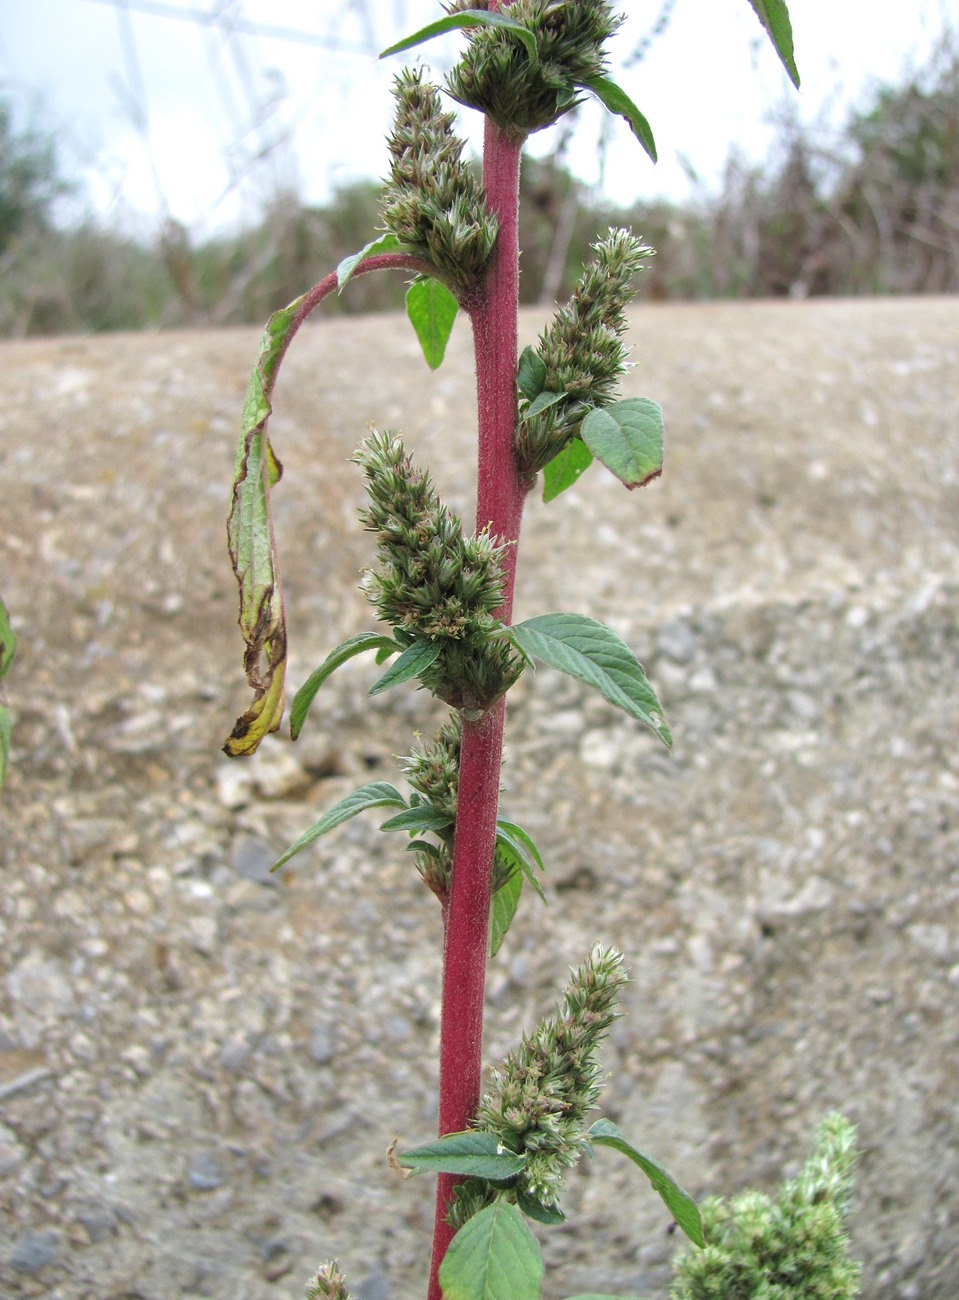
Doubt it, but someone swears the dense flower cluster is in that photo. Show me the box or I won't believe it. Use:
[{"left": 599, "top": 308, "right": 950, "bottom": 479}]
[
  {"left": 466, "top": 945, "right": 628, "bottom": 1213},
  {"left": 382, "top": 67, "right": 498, "bottom": 291},
  {"left": 671, "top": 1114, "right": 862, "bottom": 1299},
  {"left": 400, "top": 719, "right": 461, "bottom": 898},
  {"left": 446, "top": 0, "right": 621, "bottom": 137},
  {"left": 355, "top": 429, "right": 522, "bottom": 713},
  {"left": 516, "top": 227, "right": 652, "bottom": 474}
]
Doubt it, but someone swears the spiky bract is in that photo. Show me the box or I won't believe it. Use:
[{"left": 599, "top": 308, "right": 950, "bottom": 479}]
[
  {"left": 446, "top": 0, "right": 621, "bottom": 137},
  {"left": 459, "top": 945, "right": 627, "bottom": 1219},
  {"left": 382, "top": 67, "right": 498, "bottom": 291},
  {"left": 305, "top": 1260, "right": 351, "bottom": 1300},
  {"left": 517, "top": 228, "right": 652, "bottom": 475},
  {"left": 355, "top": 429, "right": 522, "bottom": 713}
]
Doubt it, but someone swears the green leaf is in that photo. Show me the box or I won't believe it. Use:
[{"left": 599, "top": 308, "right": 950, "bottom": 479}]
[
  {"left": 581, "top": 399, "right": 664, "bottom": 491},
  {"left": 587, "top": 1119, "right": 704, "bottom": 1248},
  {"left": 516, "top": 1185, "right": 565, "bottom": 1225},
  {"left": 0, "top": 706, "right": 10, "bottom": 789},
  {"left": 745, "top": 0, "right": 800, "bottom": 88},
  {"left": 542, "top": 439, "right": 594, "bottom": 503},
  {"left": 380, "top": 10, "right": 537, "bottom": 63},
  {"left": 406, "top": 278, "right": 460, "bottom": 370},
  {"left": 439, "top": 1199, "right": 544, "bottom": 1300},
  {"left": 489, "top": 865, "right": 523, "bottom": 957},
  {"left": 507, "top": 614, "right": 671, "bottom": 747},
  {"left": 225, "top": 299, "right": 300, "bottom": 756},
  {"left": 516, "top": 346, "right": 547, "bottom": 402},
  {"left": 379, "top": 804, "right": 455, "bottom": 835},
  {"left": 495, "top": 819, "right": 546, "bottom": 901},
  {"left": 397, "top": 1131, "right": 526, "bottom": 1181},
  {"left": 523, "top": 390, "right": 566, "bottom": 419},
  {"left": 270, "top": 782, "right": 407, "bottom": 871},
  {"left": 291, "top": 632, "right": 399, "bottom": 739},
  {"left": 337, "top": 232, "right": 406, "bottom": 291},
  {"left": 369, "top": 637, "right": 442, "bottom": 696},
  {"left": 580, "top": 77, "right": 657, "bottom": 163}
]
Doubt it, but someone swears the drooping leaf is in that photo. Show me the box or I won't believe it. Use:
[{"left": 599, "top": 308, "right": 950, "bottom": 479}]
[
  {"left": 369, "top": 637, "right": 442, "bottom": 696},
  {"left": 542, "top": 439, "right": 594, "bottom": 503},
  {"left": 379, "top": 804, "right": 455, "bottom": 835},
  {"left": 270, "top": 782, "right": 407, "bottom": 872},
  {"left": 507, "top": 613, "right": 671, "bottom": 747},
  {"left": 581, "top": 398, "right": 664, "bottom": 491},
  {"left": 406, "top": 277, "right": 460, "bottom": 370},
  {"left": 0, "top": 597, "right": 14, "bottom": 787},
  {"left": 516, "top": 1185, "right": 566, "bottom": 1225},
  {"left": 745, "top": 0, "right": 800, "bottom": 88},
  {"left": 224, "top": 300, "right": 300, "bottom": 757},
  {"left": 579, "top": 76, "right": 657, "bottom": 163},
  {"left": 380, "top": 10, "right": 538, "bottom": 63},
  {"left": 489, "top": 865, "right": 523, "bottom": 957},
  {"left": 291, "top": 632, "right": 399, "bottom": 739},
  {"left": 397, "top": 1131, "right": 526, "bottom": 1181},
  {"left": 495, "top": 819, "right": 546, "bottom": 901},
  {"left": 516, "top": 346, "right": 547, "bottom": 402},
  {"left": 438, "top": 1199, "right": 544, "bottom": 1300},
  {"left": 587, "top": 1118, "right": 704, "bottom": 1248},
  {"left": 337, "top": 232, "right": 407, "bottom": 291}
]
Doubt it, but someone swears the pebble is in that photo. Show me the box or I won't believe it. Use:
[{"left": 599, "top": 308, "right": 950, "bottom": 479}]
[
  {"left": 188, "top": 1150, "right": 227, "bottom": 1191},
  {"left": 232, "top": 834, "right": 279, "bottom": 885},
  {"left": 309, "top": 1023, "right": 337, "bottom": 1066},
  {"left": 7, "top": 952, "right": 76, "bottom": 1048},
  {"left": 656, "top": 616, "right": 697, "bottom": 664},
  {"left": 9, "top": 1228, "right": 60, "bottom": 1274},
  {"left": 75, "top": 1204, "right": 119, "bottom": 1243},
  {"left": 251, "top": 747, "right": 313, "bottom": 800},
  {"left": 0, "top": 1122, "right": 26, "bottom": 1176}
]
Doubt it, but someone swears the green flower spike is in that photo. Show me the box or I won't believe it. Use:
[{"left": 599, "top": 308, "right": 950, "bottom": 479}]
[
  {"left": 382, "top": 66, "right": 498, "bottom": 292},
  {"left": 517, "top": 227, "right": 653, "bottom": 476}
]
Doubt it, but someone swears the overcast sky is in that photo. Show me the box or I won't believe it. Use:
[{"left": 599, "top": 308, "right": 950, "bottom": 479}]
[{"left": 2, "top": 0, "right": 954, "bottom": 236}]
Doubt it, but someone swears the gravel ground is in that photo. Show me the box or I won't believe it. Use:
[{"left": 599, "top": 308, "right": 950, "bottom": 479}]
[{"left": 1, "top": 297, "right": 957, "bottom": 1299}]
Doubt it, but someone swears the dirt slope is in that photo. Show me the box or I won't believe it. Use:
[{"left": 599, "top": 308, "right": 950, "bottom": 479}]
[{"left": 1, "top": 297, "right": 957, "bottom": 1299}]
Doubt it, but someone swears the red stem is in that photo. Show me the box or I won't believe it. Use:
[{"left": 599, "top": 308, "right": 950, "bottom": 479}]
[{"left": 427, "top": 119, "right": 527, "bottom": 1300}]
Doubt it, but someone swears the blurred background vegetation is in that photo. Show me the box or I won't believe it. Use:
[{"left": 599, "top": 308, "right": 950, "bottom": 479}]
[{"left": 1, "top": 31, "right": 956, "bottom": 337}]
